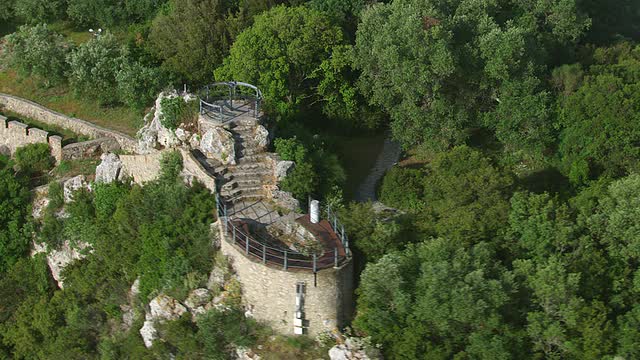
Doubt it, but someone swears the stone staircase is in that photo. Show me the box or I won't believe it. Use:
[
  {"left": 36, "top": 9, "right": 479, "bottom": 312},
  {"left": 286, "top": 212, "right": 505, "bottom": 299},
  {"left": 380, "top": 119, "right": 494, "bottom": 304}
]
[{"left": 215, "top": 119, "right": 273, "bottom": 203}]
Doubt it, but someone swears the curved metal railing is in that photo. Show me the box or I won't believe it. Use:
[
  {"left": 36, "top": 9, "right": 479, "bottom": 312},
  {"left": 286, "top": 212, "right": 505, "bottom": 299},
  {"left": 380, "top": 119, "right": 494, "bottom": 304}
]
[
  {"left": 199, "top": 81, "right": 263, "bottom": 120},
  {"left": 215, "top": 193, "right": 349, "bottom": 272}
]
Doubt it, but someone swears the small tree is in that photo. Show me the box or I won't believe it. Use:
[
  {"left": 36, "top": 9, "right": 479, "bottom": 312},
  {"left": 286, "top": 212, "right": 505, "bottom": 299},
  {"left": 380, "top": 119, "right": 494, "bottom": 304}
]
[
  {"left": 5, "top": 24, "right": 72, "bottom": 86},
  {"left": 67, "top": 33, "right": 124, "bottom": 105},
  {"left": 13, "top": 0, "right": 65, "bottom": 24},
  {"left": 14, "top": 143, "right": 54, "bottom": 176},
  {"left": 116, "top": 61, "right": 164, "bottom": 109}
]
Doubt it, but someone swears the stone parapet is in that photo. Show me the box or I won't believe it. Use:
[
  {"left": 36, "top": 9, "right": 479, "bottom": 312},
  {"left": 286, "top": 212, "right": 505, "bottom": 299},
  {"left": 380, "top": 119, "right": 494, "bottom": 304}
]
[
  {"left": 0, "top": 116, "right": 63, "bottom": 163},
  {"left": 0, "top": 93, "right": 137, "bottom": 152}
]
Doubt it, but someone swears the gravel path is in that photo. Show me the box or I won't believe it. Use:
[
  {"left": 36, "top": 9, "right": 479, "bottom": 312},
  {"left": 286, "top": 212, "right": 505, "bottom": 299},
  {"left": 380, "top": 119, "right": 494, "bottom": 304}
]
[{"left": 355, "top": 134, "right": 402, "bottom": 202}]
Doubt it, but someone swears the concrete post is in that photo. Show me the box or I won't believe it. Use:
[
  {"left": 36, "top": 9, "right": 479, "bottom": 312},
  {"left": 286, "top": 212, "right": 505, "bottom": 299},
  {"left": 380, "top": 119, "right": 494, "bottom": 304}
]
[{"left": 310, "top": 200, "right": 320, "bottom": 224}]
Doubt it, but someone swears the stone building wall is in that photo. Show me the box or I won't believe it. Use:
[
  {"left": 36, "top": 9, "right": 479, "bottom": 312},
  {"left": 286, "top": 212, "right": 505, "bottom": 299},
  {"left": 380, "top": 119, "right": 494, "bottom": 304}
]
[
  {"left": 0, "top": 115, "right": 63, "bottom": 163},
  {"left": 219, "top": 223, "right": 354, "bottom": 336},
  {"left": 0, "top": 93, "right": 137, "bottom": 152}
]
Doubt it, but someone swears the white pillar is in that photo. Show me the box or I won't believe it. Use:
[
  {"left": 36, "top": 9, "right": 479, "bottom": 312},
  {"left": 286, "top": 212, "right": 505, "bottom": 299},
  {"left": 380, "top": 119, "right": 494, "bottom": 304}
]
[{"left": 310, "top": 200, "right": 320, "bottom": 224}]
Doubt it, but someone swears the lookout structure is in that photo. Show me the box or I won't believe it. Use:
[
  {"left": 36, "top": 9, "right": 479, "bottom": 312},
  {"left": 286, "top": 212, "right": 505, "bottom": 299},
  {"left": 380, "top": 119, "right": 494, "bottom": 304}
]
[{"left": 198, "top": 82, "right": 354, "bottom": 336}]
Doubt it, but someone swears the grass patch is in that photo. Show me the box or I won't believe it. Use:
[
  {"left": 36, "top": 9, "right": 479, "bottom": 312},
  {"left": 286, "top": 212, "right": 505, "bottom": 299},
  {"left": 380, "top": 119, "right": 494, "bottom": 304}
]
[
  {"left": 53, "top": 159, "right": 100, "bottom": 179},
  {"left": 48, "top": 22, "right": 93, "bottom": 45},
  {"left": 334, "top": 133, "right": 386, "bottom": 200},
  {"left": 0, "top": 69, "right": 143, "bottom": 136},
  {"left": 0, "top": 109, "right": 89, "bottom": 145}
]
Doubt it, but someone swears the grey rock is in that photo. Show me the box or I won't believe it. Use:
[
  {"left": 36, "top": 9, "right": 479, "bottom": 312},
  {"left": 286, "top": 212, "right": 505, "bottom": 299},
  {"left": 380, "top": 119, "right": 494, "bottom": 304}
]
[
  {"left": 271, "top": 187, "right": 300, "bottom": 212},
  {"left": 207, "top": 266, "right": 225, "bottom": 291},
  {"left": 148, "top": 294, "right": 188, "bottom": 321},
  {"left": 63, "top": 175, "right": 88, "bottom": 203},
  {"left": 95, "top": 153, "right": 122, "bottom": 184},
  {"left": 47, "top": 240, "right": 91, "bottom": 288},
  {"left": 184, "top": 288, "right": 212, "bottom": 311},
  {"left": 253, "top": 125, "right": 269, "bottom": 150},
  {"left": 329, "top": 346, "right": 349, "bottom": 360},
  {"left": 200, "top": 127, "right": 236, "bottom": 165},
  {"left": 274, "top": 160, "right": 295, "bottom": 182}
]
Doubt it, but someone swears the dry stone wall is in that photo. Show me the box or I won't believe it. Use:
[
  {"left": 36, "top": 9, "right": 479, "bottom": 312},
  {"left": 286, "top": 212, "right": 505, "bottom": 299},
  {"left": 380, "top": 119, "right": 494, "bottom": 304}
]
[
  {"left": 61, "top": 138, "right": 120, "bottom": 161},
  {"left": 0, "top": 115, "right": 63, "bottom": 163},
  {"left": 119, "top": 151, "right": 164, "bottom": 184},
  {"left": 0, "top": 93, "right": 137, "bottom": 152},
  {"left": 219, "top": 223, "right": 354, "bottom": 336}
]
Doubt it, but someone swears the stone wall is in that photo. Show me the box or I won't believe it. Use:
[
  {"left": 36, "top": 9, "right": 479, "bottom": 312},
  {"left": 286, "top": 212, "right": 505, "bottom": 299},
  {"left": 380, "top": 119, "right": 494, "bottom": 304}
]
[
  {"left": 62, "top": 138, "right": 120, "bottom": 161},
  {"left": 0, "top": 93, "right": 137, "bottom": 152},
  {"left": 0, "top": 115, "right": 63, "bottom": 163},
  {"left": 180, "top": 148, "right": 217, "bottom": 193},
  {"left": 219, "top": 223, "right": 354, "bottom": 336},
  {"left": 119, "top": 151, "right": 164, "bottom": 184}
]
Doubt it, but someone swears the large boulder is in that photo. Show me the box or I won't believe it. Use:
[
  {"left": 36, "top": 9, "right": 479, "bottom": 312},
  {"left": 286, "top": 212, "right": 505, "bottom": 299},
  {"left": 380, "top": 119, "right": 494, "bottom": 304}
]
[
  {"left": 328, "top": 337, "right": 383, "bottom": 360},
  {"left": 148, "top": 294, "right": 188, "bottom": 321},
  {"left": 139, "top": 320, "right": 158, "bottom": 348},
  {"left": 274, "top": 160, "right": 295, "bottom": 182},
  {"left": 95, "top": 153, "right": 122, "bottom": 184},
  {"left": 253, "top": 125, "right": 269, "bottom": 150},
  {"left": 200, "top": 127, "right": 236, "bottom": 165},
  {"left": 207, "top": 266, "right": 225, "bottom": 290},
  {"left": 63, "top": 175, "right": 88, "bottom": 203},
  {"left": 136, "top": 91, "right": 191, "bottom": 153}
]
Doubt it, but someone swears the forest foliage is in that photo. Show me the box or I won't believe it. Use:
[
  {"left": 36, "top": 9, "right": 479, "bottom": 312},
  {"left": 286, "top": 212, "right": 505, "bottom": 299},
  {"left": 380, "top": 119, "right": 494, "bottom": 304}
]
[{"left": 2, "top": 0, "right": 640, "bottom": 359}]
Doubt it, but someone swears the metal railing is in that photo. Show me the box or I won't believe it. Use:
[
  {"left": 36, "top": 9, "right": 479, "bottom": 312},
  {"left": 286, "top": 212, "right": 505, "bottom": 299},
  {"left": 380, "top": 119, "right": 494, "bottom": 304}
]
[
  {"left": 199, "top": 81, "right": 263, "bottom": 120},
  {"left": 216, "top": 193, "right": 349, "bottom": 272}
]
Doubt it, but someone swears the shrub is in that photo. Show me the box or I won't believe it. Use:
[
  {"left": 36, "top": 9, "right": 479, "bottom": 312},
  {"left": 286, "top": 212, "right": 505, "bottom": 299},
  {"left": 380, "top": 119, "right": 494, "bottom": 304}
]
[
  {"left": 13, "top": 0, "right": 65, "bottom": 24},
  {"left": 67, "top": 33, "right": 124, "bottom": 104},
  {"left": 116, "top": 61, "right": 165, "bottom": 109},
  {"left": 14, "top": 143, "right": 54, "bottom": 176},
  {"left": 5, "top": 24, "right": 72, "bottom": 86},
  {"left": 160, "top": 97, "right": 197, "bottom": 130}
]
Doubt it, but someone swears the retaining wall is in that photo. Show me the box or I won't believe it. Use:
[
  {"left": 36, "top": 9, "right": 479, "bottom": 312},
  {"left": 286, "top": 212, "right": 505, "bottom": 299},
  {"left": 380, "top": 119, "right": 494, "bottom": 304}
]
[
  {"left": 180, "top": 148, "right": 217, "bottom": 193},
  {"left": 0, "top": 115, "right": 63, "bottom": 163},
  {"left": 0, "top": 93, "right": 137, "bottom": 152},
  {"left": 119, "top": 151, "right": 164, "bottom": 184},
  {"left": 62, "top": 138, "right": 120, "bottom": 161},
  {"left": 219, "top": 223, "right": 354, "bottom": 336}
]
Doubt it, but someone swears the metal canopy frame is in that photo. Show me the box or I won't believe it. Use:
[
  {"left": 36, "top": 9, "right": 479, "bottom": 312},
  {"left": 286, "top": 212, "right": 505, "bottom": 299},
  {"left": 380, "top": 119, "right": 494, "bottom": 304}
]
[{"left": 199, "top": 81, "right": 263, "bottom": 119}]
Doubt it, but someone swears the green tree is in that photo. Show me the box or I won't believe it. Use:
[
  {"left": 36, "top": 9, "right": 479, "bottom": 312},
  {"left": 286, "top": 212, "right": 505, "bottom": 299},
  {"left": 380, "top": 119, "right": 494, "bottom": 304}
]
[
  {"left": 148, "top": 0, "right": 235, "bottom": 85},
  {"left": 116, "top": 61, "right": 164, "bottom": 109},
  {"left": 355, "top": 239, "right": 520, "bottom": 359},
  {"left": 0, "top": 168, "right": 31, "bottom": 274},
  {"left": 380, "top": 146, "right": 513, "bottom": 245},
  {"left": 557, "top": 43, "right": 640, "bottom": 184},
  {"left": 5, "top": 24, "right": 72, "bottom": 86},
  {"left": 355, "top": 0, "right": 589, "bottom": 154},
  {"left": 67, "top": 33, "right": 124, "bottom": 105},
  {"left": 215, "top": 5, "right": 346, "bottom": 117},
  {"left": 14, "top": 143, "right": 54, "bottom": 176},
  {"left": 13, "top": 0, "right": 65, "bottom": 24}
]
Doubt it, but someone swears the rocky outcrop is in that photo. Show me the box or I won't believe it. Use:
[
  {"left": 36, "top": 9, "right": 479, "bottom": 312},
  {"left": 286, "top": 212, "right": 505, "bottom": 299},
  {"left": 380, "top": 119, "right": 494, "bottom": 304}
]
[
  {"left": 207, "top": 266, "right": 225, "bottom": 290},
  {"left": 274, "top": 160, "right": 295, "bottom": 181},
  {"left": 235, "top": 347, "right": 261, "bottom": 360},
  {"left": 31, "top": 240, "right": 91, "bottom": 288},
  {"left": 200, "top": 127, "right": 236, "bottom": 165},
  {"left": 268, "top": 186, "right": 300, "bottom": 212},
  {"left": 148, "top": 294, "right": 188, "bottom": 321},
  {"left": 137, "top": 91, "right": 194, "bottom": 154},
  {"left": 63, "top": 175, "right": 89, "bottom": 203},
  {"left": 95, "top": 152, "right": 122, "bottom": 183},
  {"left": 329, "top": 337, "right": 383, "bottom": 360}
]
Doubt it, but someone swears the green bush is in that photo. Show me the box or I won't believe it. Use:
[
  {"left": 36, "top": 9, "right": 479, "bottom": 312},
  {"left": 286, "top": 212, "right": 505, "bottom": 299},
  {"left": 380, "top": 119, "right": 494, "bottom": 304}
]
[
  {"left": 13, "top": 0, "right": 65, "bottom": 24},
  {"left": 116, "top": 61, "right": 164, "bottom": 109},
  {"left": 14, "top": 143, "right": 54, "bottom": 176},
  {"left": 5, "top": 24, "right": 72, "bottom": 85},
  {"left": 159, "top": 97, "right": 197, "bottom": 130},
  {"left": 67, "top": 33, "right": 124, "bottom": 105}
]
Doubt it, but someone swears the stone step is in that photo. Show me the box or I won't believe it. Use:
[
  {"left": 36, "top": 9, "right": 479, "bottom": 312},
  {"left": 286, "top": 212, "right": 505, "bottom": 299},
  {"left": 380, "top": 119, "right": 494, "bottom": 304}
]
[
  {"left": 220, "top": 186, "right": 264, "bottom": 198},
  {"left": 237, "top": 154, "right": 268, "bottom": 164},
  {"left": 221, "top": 178, "right": 263, "bottom": 191},
  {"left": 224, "top": 193, "right": 266, "bottom": 204},
  {"left": 223, "top": 169, "right": 272, "bottom": 183},
  {"left": 236, "top": 146, "right": 262, "bottom": 157}
]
